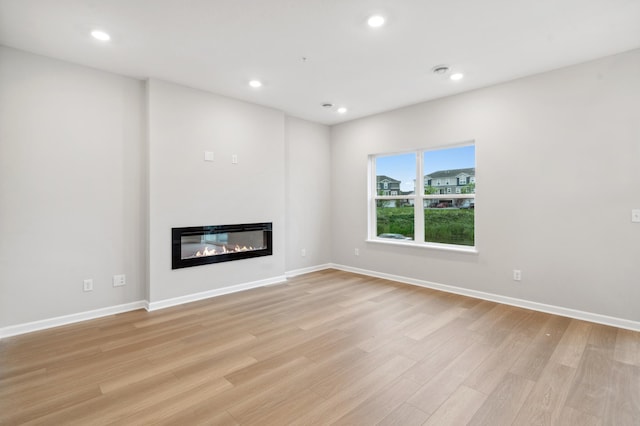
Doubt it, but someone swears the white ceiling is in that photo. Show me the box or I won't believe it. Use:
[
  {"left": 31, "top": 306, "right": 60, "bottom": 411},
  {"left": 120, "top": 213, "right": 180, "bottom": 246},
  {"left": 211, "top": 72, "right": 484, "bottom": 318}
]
[{"left": 1, "top": 0, "right": 639, "bottom": 125}]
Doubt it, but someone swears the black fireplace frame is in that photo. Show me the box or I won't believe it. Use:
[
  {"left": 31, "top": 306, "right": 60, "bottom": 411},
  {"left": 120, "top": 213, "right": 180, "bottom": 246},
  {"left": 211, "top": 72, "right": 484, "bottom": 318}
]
[{"left": 172, "top": 222, "right": 272, "bottom": 269}]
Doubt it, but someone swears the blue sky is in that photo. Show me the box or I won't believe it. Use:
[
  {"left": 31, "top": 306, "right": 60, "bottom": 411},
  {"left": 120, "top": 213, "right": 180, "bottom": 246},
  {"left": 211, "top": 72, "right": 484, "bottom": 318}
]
[{"left": 376, "top": 145, "right": 475, "bottom": 191}]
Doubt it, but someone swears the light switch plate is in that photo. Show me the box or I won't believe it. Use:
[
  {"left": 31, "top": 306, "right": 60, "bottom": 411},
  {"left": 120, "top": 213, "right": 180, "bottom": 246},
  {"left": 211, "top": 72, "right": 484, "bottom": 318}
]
[
  {"left": 113, "top": 274, "right": 126, "bottom": 287},
  {"left": 632, "top": 209, "right": 640, "bottom": 223},
  {"left": 204, "top": 151, "right": 214, "bottom": 161}
]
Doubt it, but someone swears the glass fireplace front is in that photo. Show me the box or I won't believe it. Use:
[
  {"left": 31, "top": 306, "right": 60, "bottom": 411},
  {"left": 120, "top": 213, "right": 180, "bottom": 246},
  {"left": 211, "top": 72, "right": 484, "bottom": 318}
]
[{"left": 172, "top": 222, "right": 272, "bottom": 269}]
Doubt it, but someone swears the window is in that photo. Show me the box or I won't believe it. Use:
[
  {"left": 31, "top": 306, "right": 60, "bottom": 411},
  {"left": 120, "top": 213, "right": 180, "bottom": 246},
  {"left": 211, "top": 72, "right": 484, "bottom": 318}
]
[{"left": 370, "top": 143, "right": 475, "bottom": 249}]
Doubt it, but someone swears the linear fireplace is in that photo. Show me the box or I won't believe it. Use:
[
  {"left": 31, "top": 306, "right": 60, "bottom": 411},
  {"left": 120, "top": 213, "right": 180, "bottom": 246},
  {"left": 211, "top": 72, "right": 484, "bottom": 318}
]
[{"left": 172, "top": 222, "right": 272, "bottom": 269}]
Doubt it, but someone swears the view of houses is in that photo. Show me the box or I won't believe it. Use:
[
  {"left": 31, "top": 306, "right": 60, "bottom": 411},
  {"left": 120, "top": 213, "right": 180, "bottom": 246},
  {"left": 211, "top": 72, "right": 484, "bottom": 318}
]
[
  {"left": 376, "top": 175, "right": 402, "bottom": 196},
  {"left": 376, "top": 167, "right": 476, "bottom": 242},
  {"left": 377, "top": 167, "right": 476, "bottom": 197},
  {"left": 425, "top": 167, "right": 476, "bottom": 195}
]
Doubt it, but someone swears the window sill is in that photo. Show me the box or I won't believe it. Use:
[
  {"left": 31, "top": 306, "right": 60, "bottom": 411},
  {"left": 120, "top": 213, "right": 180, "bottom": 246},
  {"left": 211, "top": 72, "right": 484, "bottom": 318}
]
[{"left": 366, "top": 238, "right": 478, "bottom": 254}]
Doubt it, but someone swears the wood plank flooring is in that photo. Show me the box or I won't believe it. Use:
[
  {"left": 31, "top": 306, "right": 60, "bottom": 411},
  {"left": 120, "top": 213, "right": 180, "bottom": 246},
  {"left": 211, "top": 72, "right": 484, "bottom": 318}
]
[{"left": 1, "top": 269, "right": 639, "bottom": 425}]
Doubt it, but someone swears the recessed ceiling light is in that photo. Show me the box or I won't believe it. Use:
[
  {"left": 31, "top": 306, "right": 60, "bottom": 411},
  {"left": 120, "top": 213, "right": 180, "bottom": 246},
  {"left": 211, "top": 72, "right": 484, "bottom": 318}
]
[
  {"left": 91, "top": 30, "right": 110, "bottom": 41},
  {"left": 322, "top": 103, "right": 334, "bottom": 108},
  {"left": 450, "top": 73, "right": 464, "bottom": 81},
  {"left": 367, "top": 15, "right": 386, "bottom": 28},
  {"left": 337, "top": 107, "right": 348, "bottom": 114},
  {"left": 249, "top": 80, "right": 262, "bottom": 88}
]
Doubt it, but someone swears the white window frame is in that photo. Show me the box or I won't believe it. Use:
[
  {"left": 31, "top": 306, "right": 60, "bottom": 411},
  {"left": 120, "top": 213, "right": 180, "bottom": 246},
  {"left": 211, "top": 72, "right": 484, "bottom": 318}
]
[{"left": 368, "top": 142, "right": 476, "bottom": 253}]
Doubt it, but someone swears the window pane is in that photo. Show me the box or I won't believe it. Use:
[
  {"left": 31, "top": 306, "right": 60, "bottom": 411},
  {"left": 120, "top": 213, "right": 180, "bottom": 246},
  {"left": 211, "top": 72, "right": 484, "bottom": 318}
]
[
  {"left": 424, "top": 145, "right": 475, "bottom": 195},
  {"left": 376, "top": 153, "right": 416, "bottom": 196},
  {"left": 370, "top": 144, "right": 475, "bottom": 248},
  {"left": 422, "top": 144, "right": 475, "bottom": 246},
  {"left": 376, "top": 199, "right": 414, "bottom": 240},
  {"left": 423, "top": 198, "right": 474, "bottom": 245}
]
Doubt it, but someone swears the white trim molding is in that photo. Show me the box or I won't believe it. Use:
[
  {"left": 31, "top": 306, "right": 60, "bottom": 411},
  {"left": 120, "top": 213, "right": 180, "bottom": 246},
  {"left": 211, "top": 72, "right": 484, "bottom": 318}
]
[
  {"left": 285, "top": 263, "right": 332, "bottom": 278},
  {"left": 1, "top": 275, "right": 289, "bottom": 338},
  {"left": 5, "top": 265, "right": 637, "bottom": 339},
  {"left": 0, "top": 301, "right": 147, "bottom": 339},
  {"left": 145, "top": 275, "right": 288, "bottom": 311},
  {"left": 330, "top": 263, "right": 640, "bottom": 332}
]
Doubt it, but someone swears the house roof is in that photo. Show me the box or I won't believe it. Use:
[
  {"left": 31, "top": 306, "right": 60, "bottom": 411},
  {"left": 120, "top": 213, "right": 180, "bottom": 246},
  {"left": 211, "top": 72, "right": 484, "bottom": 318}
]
[
  {"left": 376, "top": 175, "right": 401, "bottom": 184},
  {"left": 425, "top": 168, "right": 475, "bottom": 179}
]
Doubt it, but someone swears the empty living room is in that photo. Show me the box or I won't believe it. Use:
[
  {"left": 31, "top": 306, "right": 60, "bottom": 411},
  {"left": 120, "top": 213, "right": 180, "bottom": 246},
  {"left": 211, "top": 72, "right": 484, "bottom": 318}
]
[{"left": 1, "top": 1, "right": 639, "bottom": 424}]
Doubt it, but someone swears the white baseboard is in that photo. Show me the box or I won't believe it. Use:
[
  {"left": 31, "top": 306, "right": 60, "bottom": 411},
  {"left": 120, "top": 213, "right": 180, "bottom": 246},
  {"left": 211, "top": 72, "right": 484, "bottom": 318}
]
[
  {"left": 0, "top": 301, "right": 147, "bottom": 339},
  {"left": 285, "top": 263, "right": 332, "bottom": 278},
  {"left": 1, "top": 275, "right": 289, "bottom": 338},
  {"left": 330, "top": 263, "right": 640, "bottom": 332},
  {"left": 5, "top": 265, "right": 638, "bottom": 339},
  {"left": 146, "top": 275, "right": 288, "bottom": 311}
]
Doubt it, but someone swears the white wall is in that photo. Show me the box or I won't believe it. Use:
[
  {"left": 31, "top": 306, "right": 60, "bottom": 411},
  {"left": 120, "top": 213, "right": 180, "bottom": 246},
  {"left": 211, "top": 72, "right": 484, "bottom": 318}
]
[
  {"left": 331, "top": 49, "right": 640, "bottom": 322},
  {"left": 285, "top": 117, "right": 332, "bottom": 272},
  {"left": 0, "top": 47, "right": 146, "bottom": 327},
  {"left": 147, "top": 79, "right": 286, "bottom": 303},
  {"left": 2, "top": 44, "right": 638, "bottom": 331},
  {"left": 0, "top": 49, "right": 330, "bottom": 330}
]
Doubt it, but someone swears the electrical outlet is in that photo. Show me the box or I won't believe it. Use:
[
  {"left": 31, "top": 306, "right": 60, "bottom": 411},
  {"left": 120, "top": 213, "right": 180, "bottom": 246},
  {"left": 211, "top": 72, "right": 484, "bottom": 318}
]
[
  {"left": 301, "top": 248, "right": 306, "bottom": 257},
  {"left": 112, "top": 274, "right": 126, "bottom": 287},
  {"left": 83, "top": 279, "right": 93, "bottom": 292},
  {"left": 513, "top": 270, "right": 522, "bottom": 281},
  {"left": 632, "top": 209, "right": 640, "bottom": 223},
  {"left": 354, "top": 248, "right": 359, "bottom": 256},
  {"left": 232, "top": 154, "right": 238, "bottom": 164}
]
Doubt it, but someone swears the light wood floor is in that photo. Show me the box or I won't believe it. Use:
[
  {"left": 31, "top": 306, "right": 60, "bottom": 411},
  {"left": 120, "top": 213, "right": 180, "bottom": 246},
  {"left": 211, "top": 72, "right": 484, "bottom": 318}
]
[{"left": 1, "top": 269, "right": 639, "bottom": 425}]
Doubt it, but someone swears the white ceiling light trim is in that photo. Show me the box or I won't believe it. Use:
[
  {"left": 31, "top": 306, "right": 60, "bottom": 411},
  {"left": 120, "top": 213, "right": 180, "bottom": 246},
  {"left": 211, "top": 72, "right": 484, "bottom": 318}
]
[
  {"left": 90, "top": 30, "right": 110, "bottom": 41},
  {"left": 367, "top": 15, "right": 386, "bottom": 28}
]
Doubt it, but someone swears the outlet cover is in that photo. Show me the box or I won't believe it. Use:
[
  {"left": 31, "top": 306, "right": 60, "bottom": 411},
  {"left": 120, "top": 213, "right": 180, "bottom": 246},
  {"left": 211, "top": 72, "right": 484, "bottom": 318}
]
[
  {"left": 83, "top": 279, "right": 93, "bottom": 292},
  {"left": 113, "top": 274, "right": 126, "bottom": 287},
  {"left": 632, "top": 209, "right": 640, "bottom": 223},
  {"left": 513, "top": 270, "right": 522, "bottom": 281}
]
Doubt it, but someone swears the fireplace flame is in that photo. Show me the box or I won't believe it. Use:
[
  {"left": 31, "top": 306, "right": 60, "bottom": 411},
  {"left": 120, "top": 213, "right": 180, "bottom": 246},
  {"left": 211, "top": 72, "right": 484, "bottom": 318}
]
[
  {"left": 194, "top": 244, "right": 256, "bottom": 258},
  {"left": 196, "top": 246, "right": 217, "bottom": 257}
]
